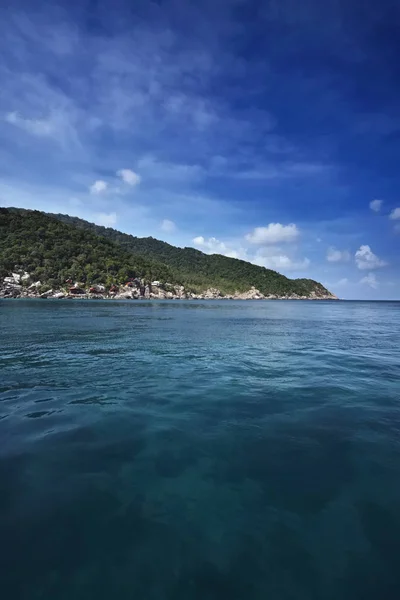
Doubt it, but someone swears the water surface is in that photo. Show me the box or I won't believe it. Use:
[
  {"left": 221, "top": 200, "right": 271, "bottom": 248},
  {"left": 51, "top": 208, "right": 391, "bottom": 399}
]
[{"left": 1, "top": 299, "right": 400, "bottom": 599}]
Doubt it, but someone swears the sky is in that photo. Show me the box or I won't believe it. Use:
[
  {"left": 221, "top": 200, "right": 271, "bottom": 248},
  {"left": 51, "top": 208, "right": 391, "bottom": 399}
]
[{"left": 0, "top": 0, "right": 399, "bottom": 299}]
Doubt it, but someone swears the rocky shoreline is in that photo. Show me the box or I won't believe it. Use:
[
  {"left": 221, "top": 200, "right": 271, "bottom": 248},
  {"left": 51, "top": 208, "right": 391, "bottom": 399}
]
[{"left": 0, "top": 272, "right": 337, "bottom": 301}]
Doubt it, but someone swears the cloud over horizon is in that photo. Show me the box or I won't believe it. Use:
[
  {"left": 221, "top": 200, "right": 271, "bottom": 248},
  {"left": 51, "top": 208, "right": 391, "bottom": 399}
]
[{"left": 355, "top": 245, "right": 387, "bottom": 270}]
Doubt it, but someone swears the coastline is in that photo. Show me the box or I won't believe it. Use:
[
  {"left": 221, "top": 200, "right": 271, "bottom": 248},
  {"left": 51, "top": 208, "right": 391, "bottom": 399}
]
[{"left": 1, "top": 274, "right": 338, "bottom": 301}]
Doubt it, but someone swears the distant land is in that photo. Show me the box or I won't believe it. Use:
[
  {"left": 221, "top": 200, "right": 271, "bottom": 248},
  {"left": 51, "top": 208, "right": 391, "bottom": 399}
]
[{"left": 0, "top": 208, "right": 336, "bottom": 300}]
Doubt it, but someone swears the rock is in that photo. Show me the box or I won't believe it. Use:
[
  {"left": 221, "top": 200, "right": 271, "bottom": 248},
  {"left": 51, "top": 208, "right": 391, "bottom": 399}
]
[
  {"left": 21, "top": 272, "right": 30, "bottom": 282},
  {"left": 53, "top": 292, "right": 65, "bottom": 299},
  {"left": 11, "top": 273, "right": 21, "bottom": 283},
  {"left": 150, "top": 289, "right": 167, "bottom": 299},
  {"left": 203, "top": 288, "right": 222, "bottom": 299},
  {"left": 114, "top": 291, "right": 134, "bottom": 299},
  {"left": 233, "top": 287, "right": 265, "bottom": 300}
]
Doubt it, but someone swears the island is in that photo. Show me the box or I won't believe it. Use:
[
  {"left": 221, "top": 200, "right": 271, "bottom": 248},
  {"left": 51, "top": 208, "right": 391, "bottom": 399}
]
[{"left": 0, "top": 208, "right": 337, "bottom": 301}]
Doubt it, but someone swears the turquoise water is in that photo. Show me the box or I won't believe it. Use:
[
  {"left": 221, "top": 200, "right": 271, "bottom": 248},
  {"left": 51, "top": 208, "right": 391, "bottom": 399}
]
[{"left": 1, "top": 299, "right": 400, "bottom": 600}]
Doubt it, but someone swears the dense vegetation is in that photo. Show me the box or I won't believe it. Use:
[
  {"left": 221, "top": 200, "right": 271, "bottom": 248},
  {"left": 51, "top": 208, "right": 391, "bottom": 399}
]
[
  {"left": 51, "top": 212, "right": 332, "bottom": 296},
  {"left": 0, "top": 209, "right": 177, "bottom": 288},
  {"left": 0, "top": 208, "right": 333, "bottom": 297}
]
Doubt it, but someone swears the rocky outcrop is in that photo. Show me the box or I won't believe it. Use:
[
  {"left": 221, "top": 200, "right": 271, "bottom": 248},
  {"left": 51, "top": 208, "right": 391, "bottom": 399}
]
[
  {"left": 0, "top": 272, "right": 338, "bottom": 301},
  {"left": 234, "top": 286, "right": 265, "bottom": 300}
]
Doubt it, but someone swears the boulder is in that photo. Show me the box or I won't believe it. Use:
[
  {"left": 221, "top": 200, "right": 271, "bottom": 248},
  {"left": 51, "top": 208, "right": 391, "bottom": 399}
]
[
  {"left": 114, "top": 291, "right": 134, "bottom": 299},
  {"left": 234, "top": 287, "right": 265, "bottom": 300},
  {"left": 203, "top": 288, "right": 222, "bottom": 299}
]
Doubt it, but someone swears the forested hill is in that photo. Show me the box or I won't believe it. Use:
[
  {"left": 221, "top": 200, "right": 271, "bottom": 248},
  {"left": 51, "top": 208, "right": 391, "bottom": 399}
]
[
  {"left": 0, "top": 209, "right": 177, "bottom": 288},
  {"left": 0, "top": 208, "right": 335, "bottom": 297},
  {"left": 50, "top": 212, "right": 333, "bottom": 297}
]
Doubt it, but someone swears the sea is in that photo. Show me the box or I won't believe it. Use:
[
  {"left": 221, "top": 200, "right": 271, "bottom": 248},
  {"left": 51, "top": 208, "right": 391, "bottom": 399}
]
[{"left": 1, "top": 299, "right": 400, "bottom": 600}]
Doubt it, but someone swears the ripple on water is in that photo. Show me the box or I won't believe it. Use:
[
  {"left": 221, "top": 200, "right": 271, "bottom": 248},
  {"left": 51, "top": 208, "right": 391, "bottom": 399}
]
[{"left": 1, "top": 299, "right": 400, "bottom": 599}]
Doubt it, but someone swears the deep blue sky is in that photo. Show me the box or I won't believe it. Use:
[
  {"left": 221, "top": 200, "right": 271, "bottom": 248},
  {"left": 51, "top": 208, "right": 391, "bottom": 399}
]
[{"left": 1, "top": 0, "right": 399, "bottom": 298}]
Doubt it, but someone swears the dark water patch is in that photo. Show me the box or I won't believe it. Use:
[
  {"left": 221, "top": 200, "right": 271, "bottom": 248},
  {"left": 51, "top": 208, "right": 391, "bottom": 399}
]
[
  {"left": 25, "top": 410, "right": 58, "bottom": 418},
  {"left": 209, "top": 424, "right": 355, "bottom": 515},
  {"left": 69, "top": 395, "right": 117, "bottom": 405},
  {"left": 0, "top": 452, "right": 29, "bottom": 512},
  {"left": 340, "top": 503, "right": 400, "bottom": 600},
  {"left": 151, "top": 428, "right": 202, "bottom": 478}
]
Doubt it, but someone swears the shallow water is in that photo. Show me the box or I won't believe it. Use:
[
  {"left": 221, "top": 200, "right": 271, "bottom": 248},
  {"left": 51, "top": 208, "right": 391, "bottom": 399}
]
[{"left": 1, "top": 299, "right": 400, "bottom": 599}]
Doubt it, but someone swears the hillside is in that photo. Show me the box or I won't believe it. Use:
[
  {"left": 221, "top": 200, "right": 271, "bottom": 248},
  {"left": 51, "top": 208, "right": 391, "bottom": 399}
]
[
  {"left": 50, "top": 212, "right": 333, "bottom": 298},
  {"left": 0, "top": 208, "right": 335, "bottom": 298},
  {"left": 0, "top": 208, "right": 178, "bottom": 288}
]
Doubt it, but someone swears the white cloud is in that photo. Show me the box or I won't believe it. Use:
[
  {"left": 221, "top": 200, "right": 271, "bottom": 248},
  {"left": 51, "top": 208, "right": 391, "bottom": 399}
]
[
  {"left": 253, "top": 251, "right": 310, "bottom": 271},
  {"left": 369, "top": 199, "right": 383, "bottom": 212},
  {"left": 192, "top": 235, "right": 309, "bottom": 272},
  {"left": 90, "top": 180, "right": 108, "bottom": 194},
  {"left": 326, "top": 247, "right": 350, "bottom": 262},
  {"left": 389, "top": 207, "right": 400, "bottom": 220},
  {"left": 95, "top": 212, "right": 117, "bottom": 227},
  {"left": 245, "top": 223, "right": 299, "bottom": 245},
  {"left": 360, "top": 273, "right": 378, "bottom": 289},
  {"left": 117, "top": 169, "right": 141, "bottom": 186},
  {"left": 355, "top": 245, "right": 386, "bottom": 270},
  {"left": 337, "top": 278, "right": 349, "bottom": 286},
  {"left": 192, "top": 236, "right": 228, "bottom": 254},
  {"left": 160, "top": 219, "right": 176, "bottom": 233}
]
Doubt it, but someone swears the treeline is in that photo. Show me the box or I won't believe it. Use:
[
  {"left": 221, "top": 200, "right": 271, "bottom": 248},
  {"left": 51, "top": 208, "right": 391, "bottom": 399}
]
[
  {"left": 0, "top": 208, "right": 332, "bottom": 297},
  {"left": 51, "top": 212, "right": 331, "bottom": 296},
  {"left": 0, "top": 209, "right": 177, "bottom": 288}
]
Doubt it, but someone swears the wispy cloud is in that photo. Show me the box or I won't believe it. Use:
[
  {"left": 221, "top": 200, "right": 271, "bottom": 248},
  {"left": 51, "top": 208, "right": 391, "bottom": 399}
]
[
  {"left": 326, "top": 247, "right": 350, "bottom": 262},
  {"left": 360, "top": 272, "right": 378, "bottom": 289},
  {"left": 137, "top": 156, "right": 203, "bottom": 184},
  {"left": 160, "top": 219, "right": 176, "bottom": 233},
  {"left": 5, "top": 111, "right": 55, "bottom": 137}
]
